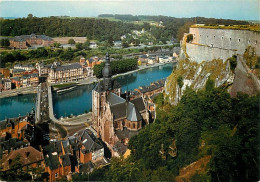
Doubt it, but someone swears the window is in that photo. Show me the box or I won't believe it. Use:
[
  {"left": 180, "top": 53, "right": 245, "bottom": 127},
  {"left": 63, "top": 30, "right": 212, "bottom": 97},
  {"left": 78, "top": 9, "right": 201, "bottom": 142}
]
[
  {"left": 55, "top": 173, "right": 58, "bottom": 178},
  {"left": 230, "top": 38, "right": 231, "bottom": 41},
  {"left": 206, "top": 35, "right": 208, "bottom": 38},
  {"left": 248, "top": 40, "right": 251, "bottom": 44},
  {"left": 238, "top": 38, "right": 240, "bottom": 42},
  {"left": 255, "top": 40, "right": 257, "bottom": 45},
  {"left": 221, "top": 36, "right": 224, "bottom": 40},
  {"left": 213, "top": 36, "right": 215, "bottom": 39}
]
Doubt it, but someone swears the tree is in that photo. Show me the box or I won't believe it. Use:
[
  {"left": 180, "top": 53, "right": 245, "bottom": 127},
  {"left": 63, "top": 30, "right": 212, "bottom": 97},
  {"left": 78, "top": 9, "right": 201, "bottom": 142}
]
[
  {"left": 177, "top": 75, "right": 184, "bottom": 101},
  {"left": 122, "top": 40, "right": 129, "bottom": 48},
  {"left": 186, "top": 34, "right": 193, "bottom": 43},
  {"left": 0, "top": 39, "right": 10, "bottom": 47},
  {"left": 27, "top": 14, "right": 33, "bottom": 18},
  {"left": 68, "top": 38, "right": 75, "bottom": 45},
  {"left": 228, "top": 55, "right": 237, "bottom": 71}
]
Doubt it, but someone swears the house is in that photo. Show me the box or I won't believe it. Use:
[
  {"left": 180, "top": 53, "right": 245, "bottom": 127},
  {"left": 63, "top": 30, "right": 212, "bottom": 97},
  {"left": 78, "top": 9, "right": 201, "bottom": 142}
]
[
  {"left": 22, "top": 73, "right": 39, "bottom": 87},
  {"left": 0, "top": 68, "right": 10, "bottom": 78},
  {"left": 36, "top": 62, "right": 52, "bottom": 77},
  {"left": 0, "top": 108, "right": 35, "bottom": 140},
  {"left": 1, "top": 78, "right": 11, "bottom": 91},
  {"left": 138, "top": 54, "right": 148, "bottom": 64},
  {"left": 0, "top": 146, "right": 44, "bottom": 172},
  {"left": 79, "top": 57, "right": 86, "bottom": 66},
  {"left": 79, "top": 129, "right": 104, "bottom": 163},
  {"left": 89, "top": 42, "right": 97, "bottom": 48},
  {"left": 44, "top": 153, "right": 62, "bottom": 182},
  {"left": 113, "top": 41, "right": 122, "bottom": 47},
  {"left": 11, "top": 69, "right": 26, "bottom": 77},
  {"left": 136, "top": 79, "right": 165, "bottom": 98}
]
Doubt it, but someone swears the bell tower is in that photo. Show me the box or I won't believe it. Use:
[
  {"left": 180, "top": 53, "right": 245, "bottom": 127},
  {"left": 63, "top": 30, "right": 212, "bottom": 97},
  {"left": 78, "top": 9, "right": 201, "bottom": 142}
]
[{"left": 102, "top": 52, "right": 112, "bottom": 91}]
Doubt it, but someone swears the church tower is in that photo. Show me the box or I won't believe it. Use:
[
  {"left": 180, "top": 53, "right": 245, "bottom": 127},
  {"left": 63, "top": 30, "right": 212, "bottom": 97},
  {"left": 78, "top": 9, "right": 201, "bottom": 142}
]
[
  {"left": 102, "top": 52, "right": 112, "bottom": 91},
  {"left": 92, "top": 52, "right": 121, "bottom": 137}
]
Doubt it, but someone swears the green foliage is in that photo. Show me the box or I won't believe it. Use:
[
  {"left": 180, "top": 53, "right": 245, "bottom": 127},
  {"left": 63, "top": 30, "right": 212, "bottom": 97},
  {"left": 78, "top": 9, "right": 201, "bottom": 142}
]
[
  {"left": 76, "top": 86, "right": 259, "bottom": 181},
  {"left": 205, "top": 77, "right": 215, "bottom": 92},
  {"left": 186, "top": 34, "right": 193, "bottom": 43},
  {"left": 93, "top": 58, "right": 138, "bottom": 78},
  {"left": 0, "top": 155, "right": 32, "bottom": 181},
  {"left": 228, "top": 55, "right": 237, "bottom": 71},
  {"left": 0, "top": 38, "right": 10, "bottom": 47},
  {"left": 244, "top": 46, "right": 257, "bottom": 69},
  {"left": 177, "top": 75, "right": 184, "bottom": 88},
  {"left": 68, "top": 38, "right": 75, "bottom": 45}
]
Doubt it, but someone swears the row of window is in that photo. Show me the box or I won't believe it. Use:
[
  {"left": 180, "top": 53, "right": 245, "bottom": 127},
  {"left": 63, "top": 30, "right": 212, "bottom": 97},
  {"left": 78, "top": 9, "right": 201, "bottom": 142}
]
[{"left": 195, "top": 34, "right": 258, "bottom": 44}]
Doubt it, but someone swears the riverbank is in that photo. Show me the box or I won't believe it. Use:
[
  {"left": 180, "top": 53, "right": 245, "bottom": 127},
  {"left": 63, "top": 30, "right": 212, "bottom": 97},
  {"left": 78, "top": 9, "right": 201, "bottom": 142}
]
[
  {"left": 0, "top": 86, "right": 37, "bottom": 98},
  {"left": 113, "top": 61, "right": 176, "bottom": 78}
]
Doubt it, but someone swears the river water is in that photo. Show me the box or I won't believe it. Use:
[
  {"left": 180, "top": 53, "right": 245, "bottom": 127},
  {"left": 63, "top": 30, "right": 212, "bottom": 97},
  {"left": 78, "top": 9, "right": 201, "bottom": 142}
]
[{"left": 0, "top": 63, "right": 175, "bottom": 120}]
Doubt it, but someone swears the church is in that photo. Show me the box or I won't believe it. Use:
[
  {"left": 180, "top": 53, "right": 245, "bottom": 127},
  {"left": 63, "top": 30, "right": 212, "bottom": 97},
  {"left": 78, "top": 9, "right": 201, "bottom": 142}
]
[{"left": 92, "top": 53, "right": 149, "bottom": 153}]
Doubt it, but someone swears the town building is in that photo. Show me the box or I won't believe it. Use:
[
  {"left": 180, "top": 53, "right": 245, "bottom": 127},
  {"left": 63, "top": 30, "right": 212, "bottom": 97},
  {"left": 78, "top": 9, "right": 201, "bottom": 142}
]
[
  {"left": 0, "top": 78, "right": 11, "bottom": 91},
  {"left": 92, "top": 53, "right": 149, "bottom": 155},
  {"left": 47, "top": 62, "right": 85, "bottom": 83},
  {"left": 22, "top": 73, "right": 39, "bottom": 87},
  {"left": 11, "top": 69, "right": 26, "bottom": 77},
  {"left": 89, "top": 42, "right": 98, "bottom": 48},
  {"left": 14, "top": 64, "right": 34, "bottom": 71},
  {"left": 36, "top": 62, "right": 52, "bottom": 77},
  {"left": 10, "top": 34, "right": 54, "bottom": 49}
]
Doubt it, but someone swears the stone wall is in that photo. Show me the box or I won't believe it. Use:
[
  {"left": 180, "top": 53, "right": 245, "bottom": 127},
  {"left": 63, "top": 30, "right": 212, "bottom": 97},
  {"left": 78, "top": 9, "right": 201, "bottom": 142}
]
[
  {"left": 185, "top": 27, "right": 260, "bottom": 63},
  {"left": 189, "top": 27, "right": 260, "bottom": 55},
  {"left": 186, "top": 43, "right": 237, "bottom": 63}
]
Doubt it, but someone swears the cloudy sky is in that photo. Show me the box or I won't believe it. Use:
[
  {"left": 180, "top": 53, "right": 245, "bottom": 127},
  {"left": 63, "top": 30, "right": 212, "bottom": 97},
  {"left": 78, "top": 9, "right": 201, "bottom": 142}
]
[{"left": 0, "top": 0, "right": 259, "bottom": 20}]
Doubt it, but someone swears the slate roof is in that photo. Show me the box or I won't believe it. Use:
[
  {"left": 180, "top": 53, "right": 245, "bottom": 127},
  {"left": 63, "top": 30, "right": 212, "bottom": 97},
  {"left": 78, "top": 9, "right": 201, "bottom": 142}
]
[
  {"left": 45, "top": 153, "right": 60, "bottom": 170},
  {"left": 130, "top": 97, "right": 145, "bottom": 112},
  {"left": 60, "top": 154, "right": 71, "bottom": 166},
  {"left": 12, "top": 69, "right": 26, "bottom": 73},
  {"left": 54, "top": 63, "right": 82, "bottom": 71},
  {"left": 62, "top": 140, "right": 71, "bottom": 154},
  {"left": 110, "top": 97, "right": 145, "bottom": 121},
  {"left": 138, "top": 79, "right": 165, "bottom": 93},
  {"left": 81, "top": 129, "right": 103, "bottom": 154},
  {"left": 1, "top": 146, "right": 43, "bottom": 169},
  {"left": 107, "top": 92, "right": 125, "bottom": 106},
  {"left": 12, "top": 34, "right": 53, "bottom": 42},
  {"left": 115, "top": 127, "right": 139, "bottom": 141},
  {"left": 79, "top": 162, "right": 94, "bottom": 173},
  {"left": 113, "top": 142, "right": 127, "bottom": 155},
  {"left": 126, "top": 102, "right": 142, "bottom": 121}
]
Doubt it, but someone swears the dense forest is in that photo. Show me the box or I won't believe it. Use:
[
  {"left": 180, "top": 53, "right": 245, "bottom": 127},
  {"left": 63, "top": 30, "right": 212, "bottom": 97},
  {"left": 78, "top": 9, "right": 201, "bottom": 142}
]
[
  {"left": 73, "top": 79, "right": 259, "bottom": 182},
  {"left": 0, "top": 15, "right": 250, "bottom": 43}
]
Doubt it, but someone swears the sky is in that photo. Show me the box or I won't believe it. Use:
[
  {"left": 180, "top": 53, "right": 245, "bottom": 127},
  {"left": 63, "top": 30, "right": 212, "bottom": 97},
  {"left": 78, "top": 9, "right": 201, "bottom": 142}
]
[{"left": 0, "top": 0, "right": 259, "bottom": 21}]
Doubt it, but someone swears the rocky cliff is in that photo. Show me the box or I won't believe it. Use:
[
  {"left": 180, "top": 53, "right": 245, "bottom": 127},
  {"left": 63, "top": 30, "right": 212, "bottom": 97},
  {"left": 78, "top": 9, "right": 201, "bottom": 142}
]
[{"left": 165, "top": 31, "right": 260, "bottom": 104}]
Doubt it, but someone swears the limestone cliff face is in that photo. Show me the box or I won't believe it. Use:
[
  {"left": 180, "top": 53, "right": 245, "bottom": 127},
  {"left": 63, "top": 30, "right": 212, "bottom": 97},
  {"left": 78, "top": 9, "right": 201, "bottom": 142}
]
[
  {"left": 165, "top": 57, "right": 234, "bottom": 105},
  {"left": 165, "top": 27, "right": 260, "bottom": 104}
]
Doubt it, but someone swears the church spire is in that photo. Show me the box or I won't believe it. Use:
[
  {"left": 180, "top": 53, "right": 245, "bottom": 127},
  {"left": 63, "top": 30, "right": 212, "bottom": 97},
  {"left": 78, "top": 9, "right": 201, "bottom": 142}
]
[{"left": 102, "top": 52, "right": 112, "bottom": 90}]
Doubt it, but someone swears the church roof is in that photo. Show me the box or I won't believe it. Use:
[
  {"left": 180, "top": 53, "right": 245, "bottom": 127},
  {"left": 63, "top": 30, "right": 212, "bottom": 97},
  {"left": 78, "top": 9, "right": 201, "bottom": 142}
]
[
  {"left": 107, "top": 92, "right": 125, "bottom": 106},
  {"left": 110, "top": 98, "right": 144, "bottom": 121}
]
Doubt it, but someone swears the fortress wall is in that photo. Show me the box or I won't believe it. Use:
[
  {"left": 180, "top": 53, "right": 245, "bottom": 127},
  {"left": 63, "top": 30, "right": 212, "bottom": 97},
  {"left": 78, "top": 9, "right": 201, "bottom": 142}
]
[
  {"left": 186, "top": 43, "right": 237, "bottom": 63},
  {"left": 189, "top": 28, "right": 260, "bottom": 55}
]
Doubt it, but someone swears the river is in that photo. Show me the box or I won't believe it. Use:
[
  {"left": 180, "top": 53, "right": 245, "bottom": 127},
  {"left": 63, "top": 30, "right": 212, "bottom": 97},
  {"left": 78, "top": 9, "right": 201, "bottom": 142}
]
[{"left": 0, "top": 63, "right": 175, "bottom": 120}]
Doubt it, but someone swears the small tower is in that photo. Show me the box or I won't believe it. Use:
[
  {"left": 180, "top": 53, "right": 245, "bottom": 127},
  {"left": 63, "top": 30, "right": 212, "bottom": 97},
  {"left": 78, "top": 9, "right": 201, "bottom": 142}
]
[{"left": 102, "top": 52, "right": 112, "bottom": 91}]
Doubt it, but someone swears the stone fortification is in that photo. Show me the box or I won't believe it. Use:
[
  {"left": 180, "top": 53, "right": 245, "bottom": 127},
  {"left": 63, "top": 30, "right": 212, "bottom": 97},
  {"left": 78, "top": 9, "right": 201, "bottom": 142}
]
[{"left": 186, "top": 27, "right": 260, "bottom": 63}]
